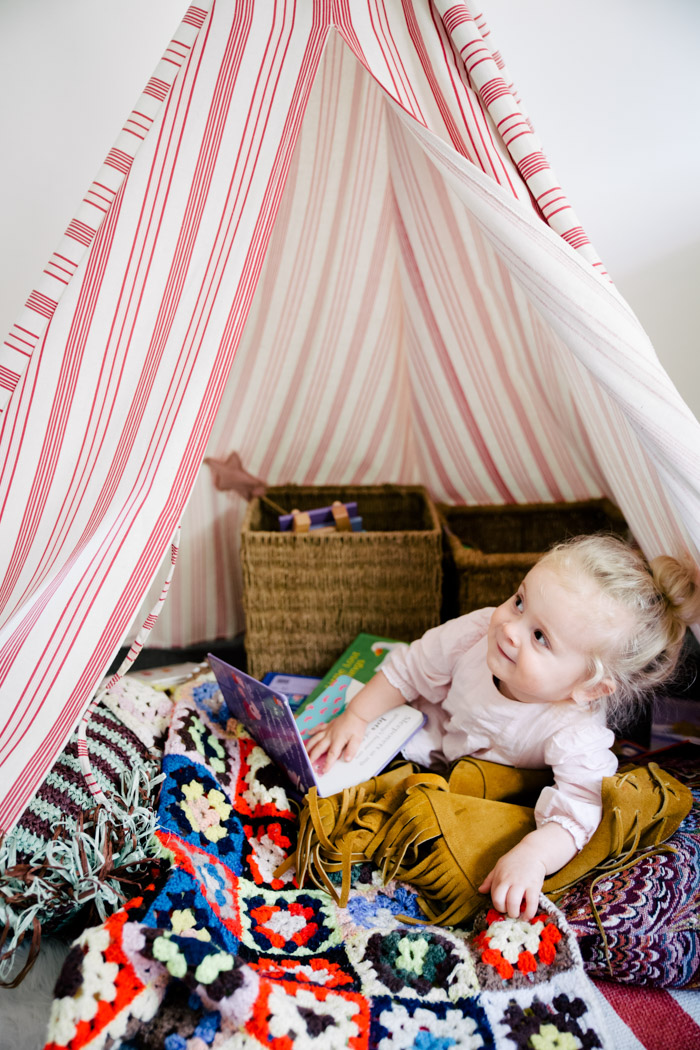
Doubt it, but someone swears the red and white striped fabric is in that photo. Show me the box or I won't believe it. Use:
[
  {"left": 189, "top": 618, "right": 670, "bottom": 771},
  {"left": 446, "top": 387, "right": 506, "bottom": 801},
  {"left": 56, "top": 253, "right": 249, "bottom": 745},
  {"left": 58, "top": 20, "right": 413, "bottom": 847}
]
[
  {"left": 592, "top": 981, "right": 700, "bottom": 1050},
  {"left": 1, "top": 1, "right": 699, "bottom": 831}
]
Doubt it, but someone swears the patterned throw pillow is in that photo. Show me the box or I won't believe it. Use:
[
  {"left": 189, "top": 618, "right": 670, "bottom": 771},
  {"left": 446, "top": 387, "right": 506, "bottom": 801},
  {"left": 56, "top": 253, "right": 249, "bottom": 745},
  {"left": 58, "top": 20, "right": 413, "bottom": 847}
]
[
  {"left": 558, "top": 742, "right": 700, "bottom": 988},
  {"left": 0, "top": 696, "right": 164, "bottom": 986}
]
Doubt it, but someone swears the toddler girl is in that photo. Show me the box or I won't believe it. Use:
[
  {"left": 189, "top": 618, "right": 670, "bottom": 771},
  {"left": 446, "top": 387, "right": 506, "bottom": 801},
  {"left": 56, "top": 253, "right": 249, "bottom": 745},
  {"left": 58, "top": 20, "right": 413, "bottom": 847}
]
[{"left": 306, "top": 534, "right": 700, "bottom": 920}]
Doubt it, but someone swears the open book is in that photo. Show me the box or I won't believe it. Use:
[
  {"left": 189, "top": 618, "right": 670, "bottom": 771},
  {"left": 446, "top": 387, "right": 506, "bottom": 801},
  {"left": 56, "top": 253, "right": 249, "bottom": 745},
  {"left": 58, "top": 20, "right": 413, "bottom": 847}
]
[{"left": 208, "top": 651, "right": 424, "bottom": 797}]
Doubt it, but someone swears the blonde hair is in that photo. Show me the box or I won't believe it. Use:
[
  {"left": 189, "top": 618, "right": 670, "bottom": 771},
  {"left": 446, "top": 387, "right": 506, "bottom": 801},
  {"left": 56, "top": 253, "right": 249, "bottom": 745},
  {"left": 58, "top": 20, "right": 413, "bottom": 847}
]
[{"left": 539, "top": 534, "right": 700, "bottom": 728}]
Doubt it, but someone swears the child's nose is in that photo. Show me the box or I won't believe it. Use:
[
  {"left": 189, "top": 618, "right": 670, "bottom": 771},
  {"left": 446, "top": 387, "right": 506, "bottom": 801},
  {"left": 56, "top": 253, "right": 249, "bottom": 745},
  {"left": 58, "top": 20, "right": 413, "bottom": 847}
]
[{"left": 503, "top": 619, "right": 520, "bottom": 646}]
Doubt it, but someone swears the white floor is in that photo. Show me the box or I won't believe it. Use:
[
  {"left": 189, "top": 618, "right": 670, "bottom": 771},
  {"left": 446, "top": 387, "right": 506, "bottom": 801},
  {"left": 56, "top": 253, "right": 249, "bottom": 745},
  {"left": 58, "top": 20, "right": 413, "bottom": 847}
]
[{"left": 0, "top": 939, "right": 71, "bottom": 1050}]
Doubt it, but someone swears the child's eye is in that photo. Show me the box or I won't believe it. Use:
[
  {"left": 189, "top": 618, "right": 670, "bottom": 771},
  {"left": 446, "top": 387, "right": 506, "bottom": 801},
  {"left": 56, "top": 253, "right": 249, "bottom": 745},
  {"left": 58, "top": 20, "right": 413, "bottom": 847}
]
[
  {"left": 514, "top": 594, "right": 523, "bottom": 611},
  {"left": 533, "top": 629, "right": 549, "bottom": 648}
]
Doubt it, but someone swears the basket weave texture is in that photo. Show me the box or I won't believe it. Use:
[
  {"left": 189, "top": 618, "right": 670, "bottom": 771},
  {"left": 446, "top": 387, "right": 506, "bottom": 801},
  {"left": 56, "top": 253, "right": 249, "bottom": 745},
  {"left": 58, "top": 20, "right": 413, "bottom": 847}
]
[
  {"left": 241, "top": 485, "right": 442, "bottom": 678},
  {"left": 439, "top": 499, "right": 628, "bottom": 616}
]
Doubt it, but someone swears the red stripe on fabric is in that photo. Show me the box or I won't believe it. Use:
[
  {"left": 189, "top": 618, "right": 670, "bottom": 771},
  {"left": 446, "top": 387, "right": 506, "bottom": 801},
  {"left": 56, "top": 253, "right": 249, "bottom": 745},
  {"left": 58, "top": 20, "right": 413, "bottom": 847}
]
[
  {"left": 0, "top": 182, "right": 126, "bottom": 645},
  {"left": 25, "top": 291, "right": 57, "bottom": 318},
  {"left": 383, "top": 112, "right": 552, "bottom": 498},
  {"left": 105, "top": 149, "right": 133, "bottom": 173},
  {"left": 0, "top": 368, "right": 19, "bottom": 390},
  {"left": 213, "top": 23, "right": 333, "bottom": 422},
  {"left": 284, "top": 56, "right": 391, "bottom": 477},
  {"left": 536, "top": 185, "right": 564, "bottom": 202},
  {"left": 0, "top": 2, "right": 331, "bottom": 824},
  {"left": 350, "top": 310, "right": 415, "bottom": 483},
  {"left": 410, "top": 339, "right": 489, "bottom": 502},
  {"left": 220, "top": 14, "right": 334, "bottom": 487},
  {"left": 540, "top": 322, "right": 602, "bottom": 493},
  {"left": 333, "top": 0, "right": 372, "bottom": 68},
  {"left": 301, "top": 108, "right": 394, "bottom": 479},
  {"left": 427, "top": 165, "right": 568, "bottom": 499},
  {"left": 403, "top": 0, "right": 475, "bottom": 157},
  {"left": 53, "top": 253, "right": 78, "bottom": 268},
  {"left": 545, "top": 204, "right": 574, "bottom": 221},
  {"left": 65, "top": 220, "right": 95, "bottom": 246},
  {"left": 479, "top": 76, "right": 509, "bottom": 106},
  {"left": 0, "top": 20, "right": 205, "bottom": 631},
  {"left": 51, "top": 2, "right": 257, "bottom": 558},
  {"left": 144, "top": 78, "right": 170, "bottom": 101},
  {"left": 441, "top": 5, "right": 473, "bottom": 35},
  {"left": 519, "top": 300, "right": 595, "bottom": 497},
  {"left": 517, "top": 151, "right": 550, "bottom": 180},
  {"left": 369, "top": 0, "right": 426, "bottom": 122},
  {"left": 182, "top": 6, "right": 208, "bottom": 29},
  {"left": 43, "top": 270, "right": 69, "bottom": 285},
  {"left": 125, "top": 120, "right": 150, "bottom": 135},
  {"left": 465, "top": 54, "right": 492, "bottom": 75},
  {"left": 341, "top": 295, "right": 404, "bottom": 483},
  {"left": 0, "top": 324, "right": 48, "bottom": 495},
  {"left": 393, "top": 199, "right": 513, "bottom": 502},
  {"left": 11, "top": 324, "right": 39, "bottom": 340},
  {"left": 503, "top": 128, "right": 532, "bottom": 148},
  {"left": 257, "top": 42, "right": 354, "bottom": 481},
  {"left": 3, "top": 41, "right": 199, "bottom": 627},
  {"left": 47, "top": 261, "right": 75, "bottom": 277},
  {"left": 539, "top": 194, "right": 566, "bottom": 209},
  {"left": 496, "top": 112, "right": 527, "bottom": 133},
  {"left": 459, "top": 39, "right": 486, "bottom": 63},
  {"left": 561, "top": 226, "right": 590, "bottom": 249},
  {"left": 3, "top": 340, "right": 32, "bottom": 354},
  {"left": 411, "top": 4, "right": 482, "bottom": 164},
  {"left": 430, "top": 5, "right": 520, "bottom": 196},
  {"left": 594, "top": 981, "right": 700, "bottom": 1050},
  {"left": 85, "top": 193, "right": 112, "bottom": 209}
]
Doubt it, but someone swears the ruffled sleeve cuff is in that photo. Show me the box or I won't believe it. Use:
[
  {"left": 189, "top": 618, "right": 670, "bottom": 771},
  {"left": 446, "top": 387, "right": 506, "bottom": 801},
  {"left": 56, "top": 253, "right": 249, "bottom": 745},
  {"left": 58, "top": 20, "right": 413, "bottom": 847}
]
[
  {"left": 380, "top": 661, "right": 420, "bottom": 702},
  {"left": 534, "top": 784, "right": 605, "bottom": 850},
  {"left": 536, "top": 814, "right": 590, "bottom": 853}
]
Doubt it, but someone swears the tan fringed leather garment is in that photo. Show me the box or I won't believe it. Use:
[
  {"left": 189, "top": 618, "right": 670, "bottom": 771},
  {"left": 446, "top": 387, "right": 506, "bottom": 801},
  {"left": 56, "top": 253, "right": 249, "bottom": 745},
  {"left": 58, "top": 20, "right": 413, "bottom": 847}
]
[{"left": 279, "top": 757, "right": 692, "bottom": 928}]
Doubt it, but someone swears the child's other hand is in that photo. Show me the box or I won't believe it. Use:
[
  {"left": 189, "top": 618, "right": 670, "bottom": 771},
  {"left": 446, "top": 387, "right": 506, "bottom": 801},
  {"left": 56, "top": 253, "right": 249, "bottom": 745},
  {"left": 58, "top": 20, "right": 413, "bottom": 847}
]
[
  {"left": 478, "top": 841, "right": 547, "bottom": 922},
  {"left": 305, "top": 709, "right": 369, "bottom": 773}
]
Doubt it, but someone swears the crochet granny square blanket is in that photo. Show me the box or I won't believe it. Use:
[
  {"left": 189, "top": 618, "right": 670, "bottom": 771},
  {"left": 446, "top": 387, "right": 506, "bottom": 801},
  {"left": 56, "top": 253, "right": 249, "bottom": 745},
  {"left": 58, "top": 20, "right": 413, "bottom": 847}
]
[{"left": 44, "top": 678, "right": 614, "bottom": 1050}]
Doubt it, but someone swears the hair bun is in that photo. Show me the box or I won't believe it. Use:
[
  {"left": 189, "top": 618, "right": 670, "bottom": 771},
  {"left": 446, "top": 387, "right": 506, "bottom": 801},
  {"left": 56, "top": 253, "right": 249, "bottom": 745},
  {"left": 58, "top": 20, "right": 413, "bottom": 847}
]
[{"left": 650, "top": 554, "right": 700, "bottom": 626}]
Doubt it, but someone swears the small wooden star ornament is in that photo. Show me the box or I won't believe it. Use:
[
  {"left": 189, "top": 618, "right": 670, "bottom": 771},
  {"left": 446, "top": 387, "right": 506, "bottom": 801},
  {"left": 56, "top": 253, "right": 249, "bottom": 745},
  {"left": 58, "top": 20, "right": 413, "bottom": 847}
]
[{"left": 204, "top": 451, "right": 267, "bottom": 500}]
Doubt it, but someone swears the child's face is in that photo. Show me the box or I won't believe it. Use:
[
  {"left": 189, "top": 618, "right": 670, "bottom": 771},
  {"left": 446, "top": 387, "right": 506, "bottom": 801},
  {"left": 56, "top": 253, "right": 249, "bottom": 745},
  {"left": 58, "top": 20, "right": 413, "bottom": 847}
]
[{"left": 486, "top": 561, "right": 613, "bottom": 707}]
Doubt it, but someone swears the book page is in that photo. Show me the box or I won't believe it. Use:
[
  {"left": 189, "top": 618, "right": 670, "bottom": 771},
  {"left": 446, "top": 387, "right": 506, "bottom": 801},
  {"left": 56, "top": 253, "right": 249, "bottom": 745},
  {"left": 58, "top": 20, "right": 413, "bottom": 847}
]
[{"left": 314, "top": 704, "right": 425, "bottom": 796}]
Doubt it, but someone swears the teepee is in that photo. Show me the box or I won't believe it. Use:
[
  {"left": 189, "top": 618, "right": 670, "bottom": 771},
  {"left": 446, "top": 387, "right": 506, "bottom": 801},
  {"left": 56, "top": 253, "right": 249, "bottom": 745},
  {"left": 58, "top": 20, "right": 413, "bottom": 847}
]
[{"left": 1, "top": 1, "right": 698, "bottom": 832}]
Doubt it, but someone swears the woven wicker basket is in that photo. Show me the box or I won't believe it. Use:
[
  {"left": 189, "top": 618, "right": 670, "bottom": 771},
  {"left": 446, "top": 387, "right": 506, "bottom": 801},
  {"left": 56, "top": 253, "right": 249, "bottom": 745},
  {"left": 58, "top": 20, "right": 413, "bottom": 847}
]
[
  {"left": 241, "top": 485, "right": 443, "bottom": 678},
  {"left": 439, "top": 499, "right": 628, "bottom": 616}
]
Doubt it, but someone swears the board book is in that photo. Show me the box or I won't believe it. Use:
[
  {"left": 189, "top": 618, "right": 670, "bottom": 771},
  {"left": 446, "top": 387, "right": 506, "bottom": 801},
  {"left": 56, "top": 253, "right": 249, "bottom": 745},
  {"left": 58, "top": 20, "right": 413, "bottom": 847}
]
[
  {"left": 299, "top": 632, "right": 411, "bottom": 708},
  {"left": 208, "top": 651, "right": 424, "bottom": 797},
  {"left": 261, "top": 672, "right": 321, "bottom": 713}
]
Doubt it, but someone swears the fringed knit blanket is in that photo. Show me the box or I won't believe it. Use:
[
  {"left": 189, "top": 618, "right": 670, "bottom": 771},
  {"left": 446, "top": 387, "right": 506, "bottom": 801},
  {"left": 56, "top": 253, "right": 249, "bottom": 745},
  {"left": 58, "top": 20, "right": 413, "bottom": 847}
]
[{"left": 44, "top": 679, "right": 614, "bottom": 1050}]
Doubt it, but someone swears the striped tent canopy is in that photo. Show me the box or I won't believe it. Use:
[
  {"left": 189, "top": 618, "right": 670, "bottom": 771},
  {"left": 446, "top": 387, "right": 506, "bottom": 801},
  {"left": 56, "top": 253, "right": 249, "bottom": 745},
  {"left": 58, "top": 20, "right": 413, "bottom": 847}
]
[{"left": 1, "top": 1, "right": 699, "bottom": 832}]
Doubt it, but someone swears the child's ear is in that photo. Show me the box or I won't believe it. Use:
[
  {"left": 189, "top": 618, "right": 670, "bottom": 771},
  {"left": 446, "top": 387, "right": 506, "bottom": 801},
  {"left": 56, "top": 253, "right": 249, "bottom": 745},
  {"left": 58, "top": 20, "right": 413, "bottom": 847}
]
[{"left": 571, "top": 677, "right": 615, "bottom": 706}]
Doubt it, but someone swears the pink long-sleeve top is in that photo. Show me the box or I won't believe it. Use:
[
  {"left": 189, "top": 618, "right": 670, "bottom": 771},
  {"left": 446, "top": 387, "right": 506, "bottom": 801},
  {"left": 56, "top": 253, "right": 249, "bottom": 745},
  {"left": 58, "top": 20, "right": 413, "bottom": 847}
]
[{"left": 381, "top": 608, "right": 617, "bottom": 850}]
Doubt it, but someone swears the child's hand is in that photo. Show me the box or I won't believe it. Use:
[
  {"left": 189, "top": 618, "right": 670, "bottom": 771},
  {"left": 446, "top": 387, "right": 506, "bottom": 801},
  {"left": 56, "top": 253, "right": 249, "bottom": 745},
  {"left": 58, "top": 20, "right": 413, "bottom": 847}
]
[
  {"left": 479, "top": 822, "right": 578, "bottom": 921},
  {"left": 479, "top": 841, "right": 547, "bottom": 921},
  {"left": 305, "top": 709, "right": 369, "bottom": 773}
]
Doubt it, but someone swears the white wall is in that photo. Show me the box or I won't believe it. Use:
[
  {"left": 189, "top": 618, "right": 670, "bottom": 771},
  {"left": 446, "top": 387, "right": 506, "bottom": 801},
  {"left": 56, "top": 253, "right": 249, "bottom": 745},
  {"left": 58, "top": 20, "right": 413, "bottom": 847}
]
[
  {"left": 0, "top": 0, "right": 187, "bottom": 337},
  {"left": 485, "top": 0, "right": 700, "bottom": 418},
  {"left": 1, "top": 1, "right": 699, "bottom": 416}
]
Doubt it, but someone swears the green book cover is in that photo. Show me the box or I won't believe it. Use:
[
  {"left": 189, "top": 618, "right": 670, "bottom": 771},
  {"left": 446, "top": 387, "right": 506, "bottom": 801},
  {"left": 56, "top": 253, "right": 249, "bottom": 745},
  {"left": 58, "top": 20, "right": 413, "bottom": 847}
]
[{"left": 298, "top": 632, "right": 406, "bottom": 712}]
